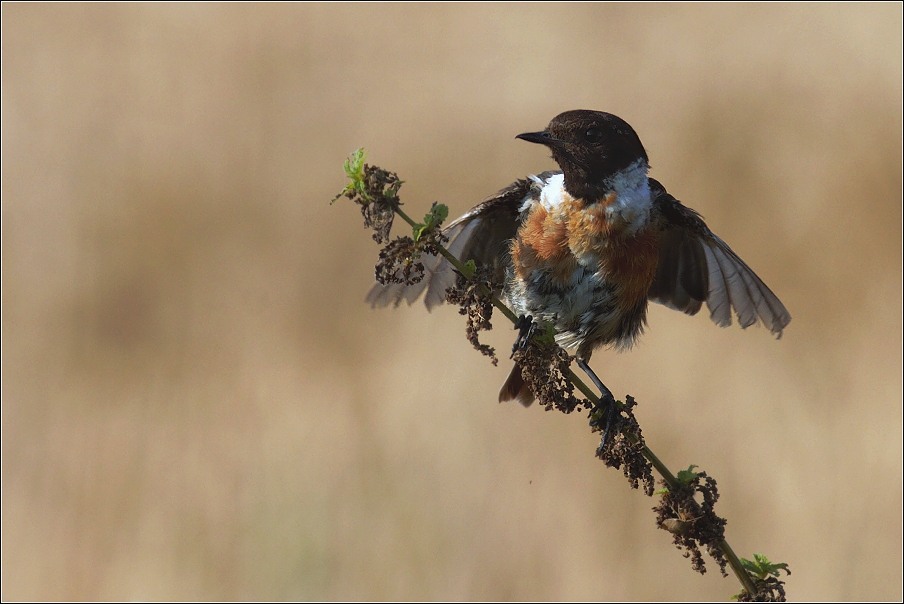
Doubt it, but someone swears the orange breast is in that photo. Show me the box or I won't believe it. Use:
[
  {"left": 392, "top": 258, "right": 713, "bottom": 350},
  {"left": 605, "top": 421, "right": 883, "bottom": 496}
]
[
  {"left": 512, "top": 203, "right": 579, "bottom": 285},
  {"left": 512, "top": 197, "right": 660, "bottom": 305}
]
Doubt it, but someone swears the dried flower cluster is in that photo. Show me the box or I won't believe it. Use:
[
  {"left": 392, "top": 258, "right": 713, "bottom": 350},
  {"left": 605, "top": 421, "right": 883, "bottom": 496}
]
[
  {"left": 594, "top": 395, "right": 655, "bottom": 495},
  {"left": 736, "top": 576, "right": 788, "bottom": 602},
  {"left": 374, "top": 205, "right": 448, "bottom": 287},
  {"left": 444, "top": 267, "right": 500, "bottom": 365},
  {"left": 374, "top": 237, "right": 424, "bottom": 286},
  {"left": 510, "top": 340, "right": 584, "bottom": 414},
  {"left": 357, "top": 164, "right": 401, "bottom": 243},
  {"left": 333, "top": 151, "right": 402, "bottom": 244},
  {"left": 654, "top": 469, "right": 728, "bottom": 576}
]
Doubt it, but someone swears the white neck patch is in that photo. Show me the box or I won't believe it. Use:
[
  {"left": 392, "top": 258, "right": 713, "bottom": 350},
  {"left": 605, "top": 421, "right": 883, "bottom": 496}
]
[
  {"left": 602, "top": 159, "right": 652, "bottom": 235},
  {"left": 535, "top": 173, "right": 569, "bottom": 212}
]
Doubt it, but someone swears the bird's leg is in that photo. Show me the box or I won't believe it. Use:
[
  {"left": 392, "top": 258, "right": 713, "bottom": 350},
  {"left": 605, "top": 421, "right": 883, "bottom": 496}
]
[
  {"left": 577, "top": 357, "right": 619, "bottom": 454},
  {"left": 576, "top": 357, "right": 615, "bottom": 406},
  {"left": 510, "top": 314, "right": 538, "bottom": 358}
]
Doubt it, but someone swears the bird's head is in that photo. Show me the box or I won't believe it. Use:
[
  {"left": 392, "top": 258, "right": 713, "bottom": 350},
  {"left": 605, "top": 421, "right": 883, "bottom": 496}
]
[{"left": 517, "top": 110, "right": 649, "bottom": 202}]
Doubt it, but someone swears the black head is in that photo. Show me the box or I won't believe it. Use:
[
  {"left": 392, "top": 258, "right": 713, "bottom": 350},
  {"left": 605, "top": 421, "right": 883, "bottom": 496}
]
[{"left": 517, "top": 110, "right": 648, "bottom": 202}]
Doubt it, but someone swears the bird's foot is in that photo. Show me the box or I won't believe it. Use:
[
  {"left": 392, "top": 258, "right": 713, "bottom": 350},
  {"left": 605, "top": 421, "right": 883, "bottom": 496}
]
[
  {"left": 592, "top": 399, "right": 620, "bottom": 457},
  {"left": 510, "top": 314, "right": 538, "bottom": 358}
]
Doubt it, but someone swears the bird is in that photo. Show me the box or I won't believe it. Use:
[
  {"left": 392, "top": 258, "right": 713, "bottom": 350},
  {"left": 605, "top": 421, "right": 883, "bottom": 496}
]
[{"left": 366, "top": 110, "right": 791, "bottom": 408}]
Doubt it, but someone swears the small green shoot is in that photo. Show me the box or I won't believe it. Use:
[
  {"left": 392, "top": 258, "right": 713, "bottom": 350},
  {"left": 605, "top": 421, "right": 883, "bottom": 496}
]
[
  {"left": 676, "top": 465, "right": 700, "bottom": 484},
  {"left": 740, "top": 554, "right": 790, "bottom": 579},
  {"left": 657, "top": 465, "right": 702, "bottom": 494},
  {"left": 413, "top": 203, "right": 449, "bottom": 241},
  {"left": 461, "top": 259, "right": 477, "bottom": 279},
  {"left": 332, "top": 148, "right": 369, "bottom": 203}
]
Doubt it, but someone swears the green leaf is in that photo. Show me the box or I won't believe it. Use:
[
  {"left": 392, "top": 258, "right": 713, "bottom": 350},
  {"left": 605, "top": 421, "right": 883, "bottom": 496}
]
[
  {"left": 654, "top": 487, "right": 670, "bottom": 495},
  {"left": 740, "top": 554, "right": 790, "bottom": 579},
  {"left": 344, "top": 147, "right": 367, "bottom": 180},
  {"left": 426, "top": 203, "right": 448, "bottom": 226},
  {"left": 413, "top": 203, "right": 449, "bottom": 241},
  {"left": 412, "top": 204, "right": 449, "bottom": 242},
  {"left": 332, "top": 147, "right": 369, "bottom": 204},
  {"left": 676, "top": 465, "right": 699, "bottom": 484},
  {"left": 461, "top": 259, "right": 477, "bottom": 279}
]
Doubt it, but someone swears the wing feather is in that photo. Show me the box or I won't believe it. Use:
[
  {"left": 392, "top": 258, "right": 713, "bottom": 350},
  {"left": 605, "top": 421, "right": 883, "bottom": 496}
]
[
  {"left": 648, "top": 179, "right": 791, "bottom": 337},
  {"left": 704, "top": 238, "right": 757, "bottom": 328},
  {"left": 701, "top": 242, "right": 733, "bottom": 328},
  {"left": 708, "top": 235, "right": 791, "bottom": 337}
]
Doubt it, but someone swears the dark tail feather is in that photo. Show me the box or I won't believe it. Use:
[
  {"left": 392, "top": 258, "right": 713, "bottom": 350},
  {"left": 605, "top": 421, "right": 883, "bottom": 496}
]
[{"left": 498, "top": 363, "right": 535, "bottom": 407}]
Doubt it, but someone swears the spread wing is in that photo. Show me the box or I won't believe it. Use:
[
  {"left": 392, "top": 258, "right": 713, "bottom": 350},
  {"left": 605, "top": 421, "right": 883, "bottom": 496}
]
[
  {"left": 366, "top": 173, "right": 557, "bottom": 309},
  {"left": 647, "top": 179, "right": 792, "bottom": 337}
]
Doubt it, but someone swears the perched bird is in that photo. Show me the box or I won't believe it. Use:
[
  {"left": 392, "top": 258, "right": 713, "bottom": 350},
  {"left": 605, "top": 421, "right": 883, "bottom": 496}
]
[{"left": 367, "top": 110, "right": 791, "bottom": 407}]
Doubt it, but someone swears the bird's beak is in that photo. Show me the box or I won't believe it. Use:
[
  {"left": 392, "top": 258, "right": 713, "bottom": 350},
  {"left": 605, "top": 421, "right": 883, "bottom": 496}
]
[{"left": 516, "top": 130, "right": 559, "bottom": 146}]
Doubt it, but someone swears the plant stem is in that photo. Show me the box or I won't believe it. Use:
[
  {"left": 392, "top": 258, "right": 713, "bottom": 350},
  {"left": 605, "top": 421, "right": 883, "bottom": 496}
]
[{"left": 721, "top": 538, "right": 758, "bottom": 595}]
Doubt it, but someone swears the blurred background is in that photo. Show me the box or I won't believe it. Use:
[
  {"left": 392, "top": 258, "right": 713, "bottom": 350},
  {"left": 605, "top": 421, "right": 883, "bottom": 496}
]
[{"left": 2, "top": 4, "right": 901, "bottom": 601}]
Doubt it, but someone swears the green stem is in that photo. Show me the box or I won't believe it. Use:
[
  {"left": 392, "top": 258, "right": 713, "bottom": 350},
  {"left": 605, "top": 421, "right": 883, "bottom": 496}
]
[
  {"left": 720, "top": 538, "right": 758, "bottom": 596},
  {"left": 391, "top": 197, "right": 756, "bottom": 597},
  {"left": 391, "top": 203, "right": 418, "bottom": 230}
]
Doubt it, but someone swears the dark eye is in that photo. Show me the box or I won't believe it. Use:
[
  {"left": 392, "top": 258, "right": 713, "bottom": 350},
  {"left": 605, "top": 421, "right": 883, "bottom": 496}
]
[{"left": 585, "top": 127, "right": 602, "bottom": 143}]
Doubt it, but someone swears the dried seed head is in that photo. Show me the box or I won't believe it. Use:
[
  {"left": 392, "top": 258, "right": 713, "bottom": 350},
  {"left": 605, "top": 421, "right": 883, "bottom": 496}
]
[
  {"left": 595, "top": 395, "right": 655, "bottom": 495},
  {"left": 653, "top": 470, "right": 728, "bottom": 577},
  {"left": 511, "top": 341, "right": 584, "bottom": 414},
  {"left": 735, "top": 576, "right": 788, "bottom": 602},
  {"left": 445, "top": 266, "right": 501, "bottom": 365},
  {"left": 375, "top": 237, "right": 425, "bottom": 286}
]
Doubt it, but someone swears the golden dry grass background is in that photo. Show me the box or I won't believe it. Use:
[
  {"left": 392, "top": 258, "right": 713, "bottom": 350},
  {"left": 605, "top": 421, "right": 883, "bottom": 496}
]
[{"left": 2, "top": 4, "right": 902, "bottom": 601}]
